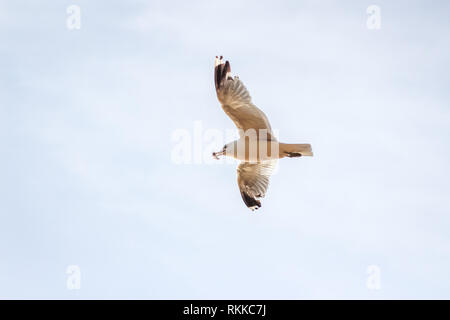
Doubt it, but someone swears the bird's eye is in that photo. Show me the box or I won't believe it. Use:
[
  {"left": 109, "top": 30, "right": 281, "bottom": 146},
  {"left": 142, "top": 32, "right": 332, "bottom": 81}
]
[{"left": 223, "top": 145, "right": 227, "bottom": 149}]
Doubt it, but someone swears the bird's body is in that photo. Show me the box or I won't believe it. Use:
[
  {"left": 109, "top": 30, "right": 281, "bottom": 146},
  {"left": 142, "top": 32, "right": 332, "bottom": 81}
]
[
  {"left": 222, "top": 138, "right": 312, "bottom": 162},
  {"left": 212, "top": 56, "right": 312, "bottom": 211}
]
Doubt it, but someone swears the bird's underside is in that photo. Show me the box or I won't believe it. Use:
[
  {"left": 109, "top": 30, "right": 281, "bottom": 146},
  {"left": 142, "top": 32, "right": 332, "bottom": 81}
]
[{"left": 213, "top": 56, "right": 313, "bottom": 211}]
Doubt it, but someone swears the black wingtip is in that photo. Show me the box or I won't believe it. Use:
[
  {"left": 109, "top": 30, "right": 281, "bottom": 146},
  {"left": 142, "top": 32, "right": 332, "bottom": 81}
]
[
  {"left": 214, "top": 56, "right": 233, "bottom": 90},
  {"left": 240, "top": 191, "right": 262, "bottom": 210}
]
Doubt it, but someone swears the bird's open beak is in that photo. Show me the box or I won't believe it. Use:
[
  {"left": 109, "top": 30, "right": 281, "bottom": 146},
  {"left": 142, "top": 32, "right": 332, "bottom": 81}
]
[{"left": 212, "top": 150, "right": 225, "bottom": 159}]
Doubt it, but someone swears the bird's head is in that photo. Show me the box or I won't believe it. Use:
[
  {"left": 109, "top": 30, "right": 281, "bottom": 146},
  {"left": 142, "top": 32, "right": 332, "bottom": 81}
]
[{"left": 212, "top": 141, "right": 236, "bottom": 159}]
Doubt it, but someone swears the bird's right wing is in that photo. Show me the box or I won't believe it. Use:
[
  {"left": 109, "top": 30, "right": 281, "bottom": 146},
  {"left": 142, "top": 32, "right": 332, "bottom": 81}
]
[
  {"left": 237, "top": 160, "right": 277, "bottom": 211},
  {"left": 214, "top": 56, "right": 275, "bottom": 140}
]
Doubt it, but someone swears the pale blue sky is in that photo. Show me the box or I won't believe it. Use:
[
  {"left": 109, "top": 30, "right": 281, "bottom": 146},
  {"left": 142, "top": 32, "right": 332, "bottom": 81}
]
[{"left": 1, "top": 0, "right": 450, "bottom": 299}]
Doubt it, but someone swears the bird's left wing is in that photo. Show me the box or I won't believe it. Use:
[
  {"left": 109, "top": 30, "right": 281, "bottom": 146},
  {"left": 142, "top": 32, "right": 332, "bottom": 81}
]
[
  {"left": 214, "top": 56, "right": 275, "bottom": 140},
  {"left": 237, "top": 160, "right": 277, "bottom": 211}
]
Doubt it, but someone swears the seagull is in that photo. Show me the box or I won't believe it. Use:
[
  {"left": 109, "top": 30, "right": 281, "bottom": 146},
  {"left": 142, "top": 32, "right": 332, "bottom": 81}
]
[{"left": 212, "top": 56, "right": 313, "bottom": 211}]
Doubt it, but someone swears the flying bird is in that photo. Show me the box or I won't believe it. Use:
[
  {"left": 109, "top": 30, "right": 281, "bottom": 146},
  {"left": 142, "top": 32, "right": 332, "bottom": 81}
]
[{"left": 213, "top": 56, "right": 313, "bottom": 211}]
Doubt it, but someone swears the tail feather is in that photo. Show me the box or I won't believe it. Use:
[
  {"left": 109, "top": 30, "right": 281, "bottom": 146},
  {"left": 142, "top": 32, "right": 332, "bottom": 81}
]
[{"left": 279, "top": 143, "right": 313, "bottom": 157}]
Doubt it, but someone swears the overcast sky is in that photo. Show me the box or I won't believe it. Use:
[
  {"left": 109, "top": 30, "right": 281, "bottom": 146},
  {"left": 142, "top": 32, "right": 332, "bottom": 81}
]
[{"left": 1, "top": 0, "right": 450, "bottom": 299}]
